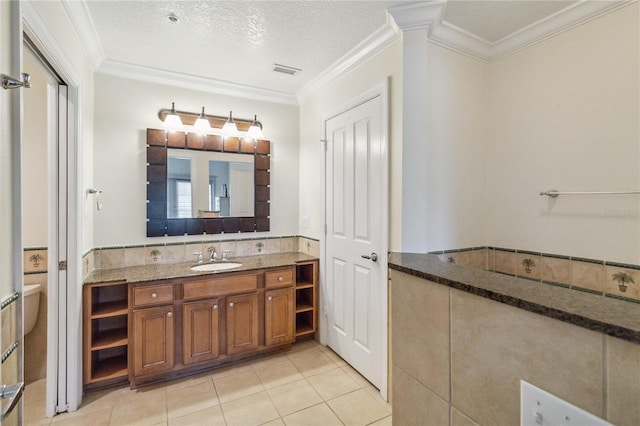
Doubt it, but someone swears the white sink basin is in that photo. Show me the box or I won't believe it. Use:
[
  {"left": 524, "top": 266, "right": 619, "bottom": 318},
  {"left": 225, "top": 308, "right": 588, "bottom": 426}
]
[{"left": 191, "top": 262, "right": 242, "bottom": 272}]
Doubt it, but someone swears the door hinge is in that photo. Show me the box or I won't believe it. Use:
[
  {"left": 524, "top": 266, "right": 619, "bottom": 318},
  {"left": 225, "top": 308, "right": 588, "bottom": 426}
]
[
  {"left": 58, "top": 260, "right": 67, "bottom": 271},
  {"left": 320, "top": 139, "right": 327, "bottom": 150},
  {"left": 324, "top": 223, "right": 327, "bottom": 234}
]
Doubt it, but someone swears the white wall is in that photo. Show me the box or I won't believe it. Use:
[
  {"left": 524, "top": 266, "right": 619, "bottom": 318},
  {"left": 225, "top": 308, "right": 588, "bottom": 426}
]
[
  {"left": 93, "top": 73, "right": 299, "bottom": 247},
  {"left": 422, "top": 42, "right": 487, "bottom": 251},
  {"left": 486, "top": 3, "right": 639, "bottom": 264},
  {"left": 299, "top": 40, "right": 404, "bottom": 250}
]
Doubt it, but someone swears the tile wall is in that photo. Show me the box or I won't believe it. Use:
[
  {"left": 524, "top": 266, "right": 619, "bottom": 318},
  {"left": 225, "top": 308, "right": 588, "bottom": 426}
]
[
  {"left": 83, "top": 236, "right": 320, "bottom": 278},
  {"left": 432, "top": 247, "right": 640, "bottom": 303},
  {"left": 390, "top": 269, "right": 640, "bottom": 426}
]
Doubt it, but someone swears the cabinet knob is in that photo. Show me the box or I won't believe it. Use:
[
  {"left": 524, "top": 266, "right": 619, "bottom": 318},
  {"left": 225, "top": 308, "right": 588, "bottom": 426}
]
[
  {"left": 267, "top": 296, "right": 273, "bottom": 301},
  {"left": 167, "top": 312, "right": 173, "bottom": 318},
  {"left": 151, "top": 293, "right": 158, "bottom": 299},
  {"left": 229, "top": 302, "right": 234, "bottom": 307},
  {"left": 213, "top": 305, "right": 218, "bottom": 310},
  {"left": 278, "top": 276, "right": 283, "bottom": 282}
]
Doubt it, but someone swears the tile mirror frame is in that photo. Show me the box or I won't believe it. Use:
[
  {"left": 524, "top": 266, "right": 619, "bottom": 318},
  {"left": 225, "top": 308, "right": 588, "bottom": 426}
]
[{"left": 146, "top": 128, "right": 270, "bottom": 237}]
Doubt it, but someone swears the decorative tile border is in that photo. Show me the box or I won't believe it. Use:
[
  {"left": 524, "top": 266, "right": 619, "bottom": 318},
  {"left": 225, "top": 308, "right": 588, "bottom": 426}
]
[
  {"left": 85, "top": 235, "right": 316, "bottom": 273},
  {"left": 430, "top": 246, "right": 640, "bottom": 302}
]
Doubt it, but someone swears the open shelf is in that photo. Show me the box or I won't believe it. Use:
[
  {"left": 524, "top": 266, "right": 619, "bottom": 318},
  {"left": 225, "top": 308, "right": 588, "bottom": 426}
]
[
  {"left": 92, "top": 327, "right": 128, "bottom": 350},
  {"left": 92, "top": 300, "right": 128, "bottom": 318},
  {"left": 294, "top": 262, "right": 317, "bottom": 340},
  {"left": 84, "top": 282, "right": 129, "bottom": 389},
  {"left": 90, "top": 354, "right": 128, "bottom": 382}
]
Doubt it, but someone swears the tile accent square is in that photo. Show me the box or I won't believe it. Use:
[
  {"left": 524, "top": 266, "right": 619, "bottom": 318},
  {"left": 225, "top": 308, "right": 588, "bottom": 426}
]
[
  {"left": 516, "top": 252, "right": 541, "bottom": 280},
  {"left": 605, "top": 265, "right": 640, "bottom": 301},
  {"left": 494, "top": 250, "right": 516, "bottom": 275},
  {"left": 24, "top": 249, "right": 48, "bottom": 273},
  {"left": 124, "top": 247, "right": 146, "bottom": 267},
  {"left": 99, "top": 248, "right": 124, "bottom": 269},
  {"left": 540, "top": 255, "right": 571, "bottom": 286},
  {"left": 267, "top": 239, "right": 282, "bottom": 254},
  {"left": 571, "top": 260, "right": 605, "bottom": 294}
]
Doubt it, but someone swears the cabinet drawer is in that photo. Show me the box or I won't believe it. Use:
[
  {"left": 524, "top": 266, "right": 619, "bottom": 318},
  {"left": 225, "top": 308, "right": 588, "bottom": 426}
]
[
  {"left": 133, "top": 284, "right": 174, "bottom": 307},
  {"left": 183, "top": 274, "right": 258, "bottom": 300},
  {"left": 265, "top": 268, "right": 294, "bottom": 288}
]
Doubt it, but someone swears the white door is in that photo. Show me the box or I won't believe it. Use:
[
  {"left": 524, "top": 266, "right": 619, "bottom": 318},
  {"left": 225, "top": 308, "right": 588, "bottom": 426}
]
[
  {"left": 324, "top": 91, "right": 387, "bottom": 391},
  {"left": 0, "top": 0, "right": 25, "bottom": 423},
  {"left": 229, "top": 162, "right": 254, "bottom": 216}
]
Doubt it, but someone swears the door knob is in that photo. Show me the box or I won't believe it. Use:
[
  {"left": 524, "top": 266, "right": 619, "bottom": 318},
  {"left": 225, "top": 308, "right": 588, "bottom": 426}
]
[
  {"left": 268, "top": 296, "right": 273, "bottom": 301},
  {"left": 167, "top": 312, "right": 173, "bottom": 318},
  {"left": 151, "top": 293, "right": 158, "bottom": 299},
  {"left": 361, "top": 253, "right": 378, "bottom": 262},
  {"left": 229, "top": 302, "right": 234, "bottom": 307}
]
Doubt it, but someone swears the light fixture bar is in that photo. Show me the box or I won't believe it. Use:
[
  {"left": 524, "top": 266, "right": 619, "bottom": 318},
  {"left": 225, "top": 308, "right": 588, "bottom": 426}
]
[{"left": 157, "top": 108, "right": 263, "bottom": 133}]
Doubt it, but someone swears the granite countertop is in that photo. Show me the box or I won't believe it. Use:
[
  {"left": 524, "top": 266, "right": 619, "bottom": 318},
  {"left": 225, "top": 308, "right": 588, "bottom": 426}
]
[
  {"left": 84, "top": 252, "right": 318, "bottom": 285},
  {"left": 389, "top": 252, "right": 640, "bottom": 344}
]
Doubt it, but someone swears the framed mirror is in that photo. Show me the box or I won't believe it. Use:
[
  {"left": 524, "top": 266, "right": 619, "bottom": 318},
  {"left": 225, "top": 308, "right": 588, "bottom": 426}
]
[{"left": 146, "top": 128, "right": 270, "bottom": 237}]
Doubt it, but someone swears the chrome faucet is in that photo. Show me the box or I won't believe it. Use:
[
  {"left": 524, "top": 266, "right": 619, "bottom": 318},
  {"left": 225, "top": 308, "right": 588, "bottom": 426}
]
[
  {"left": 208, "top": 246, "right": 217, "bottom": 262},
  {"left": 222, "top": 250, "right": 232, "bottom": 262}
]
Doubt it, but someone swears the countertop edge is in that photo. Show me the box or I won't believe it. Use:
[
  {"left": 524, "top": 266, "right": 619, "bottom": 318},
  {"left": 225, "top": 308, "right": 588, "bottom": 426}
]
[{"left": 389, "top": 255, "right": 640, "bottom": 345}]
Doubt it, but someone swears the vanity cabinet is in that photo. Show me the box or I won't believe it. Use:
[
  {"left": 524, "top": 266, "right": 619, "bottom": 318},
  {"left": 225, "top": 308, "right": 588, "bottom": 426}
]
[
  {"left": 132, "top": 304, "right": 175, "bottom": 376},
  {"left": 128, "top": 266, "right": 297, "bottom": 387},
  {"left": 183, "top": 299, "right": 220, "bottom": 365},
  {"left": 265, "top": 287, "right": 295, "bottom": 346},
  {"left": 225, "top": 293, "right": 259, "bottom": 355}
]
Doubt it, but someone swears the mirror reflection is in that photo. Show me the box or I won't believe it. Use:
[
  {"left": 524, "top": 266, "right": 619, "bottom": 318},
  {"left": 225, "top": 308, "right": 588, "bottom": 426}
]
[{"left": 167, "top": 149, "right": 254, "bottom": 219}]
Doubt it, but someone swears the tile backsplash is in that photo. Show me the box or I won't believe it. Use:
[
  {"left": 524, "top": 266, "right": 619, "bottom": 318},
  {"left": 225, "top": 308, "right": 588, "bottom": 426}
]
[
  {"left": 85, "top": 235, "right": 317, "bottom": 276},
  {"left": 432, "top": 246, "right": 640, "bottom": 303}
]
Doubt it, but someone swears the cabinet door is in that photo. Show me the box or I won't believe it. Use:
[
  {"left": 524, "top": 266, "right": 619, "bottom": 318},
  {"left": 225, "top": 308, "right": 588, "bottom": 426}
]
[
  {"left": 133, "top": 305, "right": 174, "bottom": 377},
  {"left": 265, "top": 287, "right": 295, "bottom": 346},
  {"left": 183, "top": 299, "right": 219, "bottom": 365},
  {"left": 226, "top": 293, "right": 259, "bottom": 355}
]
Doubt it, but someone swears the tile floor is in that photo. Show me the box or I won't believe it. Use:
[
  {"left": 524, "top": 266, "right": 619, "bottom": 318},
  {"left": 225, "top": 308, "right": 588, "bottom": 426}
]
[{"left": 24, "top": 340, "right": 392, "bottom": 426}]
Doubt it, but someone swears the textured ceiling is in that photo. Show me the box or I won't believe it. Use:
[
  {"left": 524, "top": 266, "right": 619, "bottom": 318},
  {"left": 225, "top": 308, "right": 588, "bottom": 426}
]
[
  {"left": 442, "top": 1, "right": 577, "bottom": 43},
  {"left": 86, "top": 0, "right": 413, "bottom": 94},
  {"left": 84, "top": 0, "right": 599, "bottom": 97}
]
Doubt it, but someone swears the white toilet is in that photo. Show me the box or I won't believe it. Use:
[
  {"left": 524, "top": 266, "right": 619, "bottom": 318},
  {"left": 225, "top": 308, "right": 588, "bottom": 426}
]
[{"left": 23, "top": 283, "right": 42, "bottom": 336}]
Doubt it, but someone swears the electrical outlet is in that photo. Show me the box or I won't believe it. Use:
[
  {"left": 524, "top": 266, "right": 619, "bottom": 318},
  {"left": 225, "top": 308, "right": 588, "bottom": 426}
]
[{"left": 521, "top": 381, "right": 611, "bottom": 426}]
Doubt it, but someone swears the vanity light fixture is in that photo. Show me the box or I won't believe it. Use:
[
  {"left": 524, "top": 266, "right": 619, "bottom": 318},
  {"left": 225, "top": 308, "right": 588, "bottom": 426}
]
[
  {"left": 222, "top": 110, "right": 239, "bottom": 135},
  {"left": 157, "top": 105, "right": 264, "bottom": 137},
  {"left": 163, "top": 102, "right": 183, "bottom": 127},
  {"left": 247, "top": 115, "right": 264, "bottom": 139},
  {"left": 193, "top": 106, "right": 211, "bottom": 131}
]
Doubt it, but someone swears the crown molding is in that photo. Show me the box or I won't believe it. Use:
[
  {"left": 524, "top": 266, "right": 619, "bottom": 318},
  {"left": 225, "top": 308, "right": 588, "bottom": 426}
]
[
  {"left": 389, "top": 0, "right": 635, "bottom": 63},
  {"left": 387, "top": 1, "right": 445, "bottom": 31},
  {"left": 98, "top": 60, "right": 299, "bottom": 106},
  {"left": 59, "top": 0, "right": 105, "bottom": 70},
  {"left": 296, "top": 18, "right": 401, "bottom": 104}
]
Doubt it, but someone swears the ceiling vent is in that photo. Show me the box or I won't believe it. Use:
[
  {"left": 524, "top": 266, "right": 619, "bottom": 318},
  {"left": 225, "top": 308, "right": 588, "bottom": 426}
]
[{"left": 273, "top": 63, "right": 302, "bottom": 76}]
